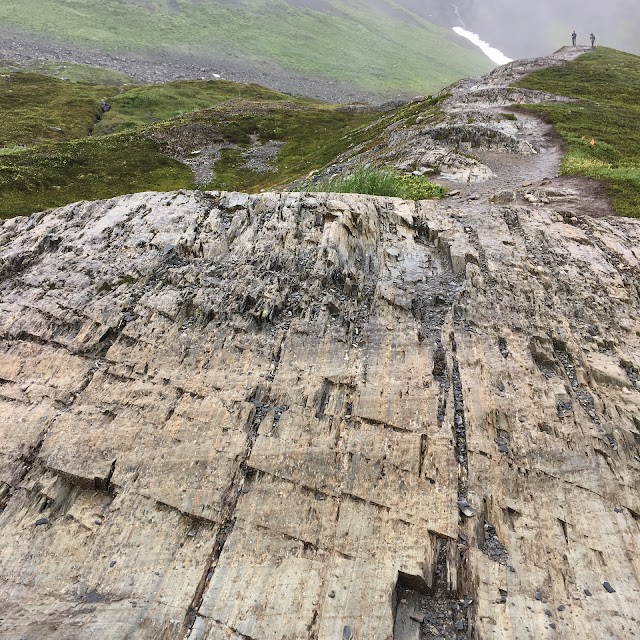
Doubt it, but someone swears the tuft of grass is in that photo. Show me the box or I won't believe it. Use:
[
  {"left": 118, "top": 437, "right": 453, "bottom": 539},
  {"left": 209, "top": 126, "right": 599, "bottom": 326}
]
[
  {"left": 314, "top": 167, "right": 446, "bottom": 199},
  {"left": 517, "top": 47, "right": 640, "bottom": 217},
  {"left": 501, "top": 112, "right": 517, "bottom": 121}
]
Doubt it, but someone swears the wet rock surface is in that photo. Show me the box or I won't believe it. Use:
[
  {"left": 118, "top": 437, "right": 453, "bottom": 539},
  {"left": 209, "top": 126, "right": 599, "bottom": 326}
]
[
  {"left": 1, "top": 187, "right": 639, "bottom": 639},
  {"left": 1, "top": 47, "right": 640, "bottom": 640}
]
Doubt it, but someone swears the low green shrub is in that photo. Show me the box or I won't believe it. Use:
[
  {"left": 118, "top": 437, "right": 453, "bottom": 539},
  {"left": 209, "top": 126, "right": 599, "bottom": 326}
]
[{"left": 315, "top": 167, "right": 446, "bottom": 199}]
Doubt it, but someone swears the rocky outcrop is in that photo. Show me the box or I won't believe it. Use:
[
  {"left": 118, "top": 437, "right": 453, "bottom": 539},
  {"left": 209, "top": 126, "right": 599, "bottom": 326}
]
[
  {"left": 1, "top": 186, "right": 639, "bottom": 639},
  {"left": 311, "top": 47, "right": 588, "bottom": 188}
]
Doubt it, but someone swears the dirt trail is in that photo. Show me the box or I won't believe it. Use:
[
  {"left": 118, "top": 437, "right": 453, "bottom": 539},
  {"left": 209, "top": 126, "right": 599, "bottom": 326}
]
[
  {"left": 316, "top": 45, "right": 615, "bottom": 218},
  {"left": 434, "top": 46, "right": 616, "bottom": 216}
]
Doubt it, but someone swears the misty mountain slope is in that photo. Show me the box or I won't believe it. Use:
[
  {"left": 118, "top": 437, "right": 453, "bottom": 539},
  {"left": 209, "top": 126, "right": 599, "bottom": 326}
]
[
  {"left": 456, "top": 0, "right": 640, "bottom": 60},
  {"left": 0, "top": 0, "right": 493, "bottom": 98}
]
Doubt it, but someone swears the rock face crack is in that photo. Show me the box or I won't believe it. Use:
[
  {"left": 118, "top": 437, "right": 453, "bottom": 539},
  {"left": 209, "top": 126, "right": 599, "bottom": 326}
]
[
  {"left": 451, "top": 351, "right": 469, "bottom": 500},
  {"left": 182, "top": 322, "right": 289, "bottom": 637}
]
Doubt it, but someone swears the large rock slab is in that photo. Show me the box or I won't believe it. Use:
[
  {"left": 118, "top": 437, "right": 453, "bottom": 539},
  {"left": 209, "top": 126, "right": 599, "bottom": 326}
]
[{"left": 0, "top": 190, "right": 639, "bottom": 639}]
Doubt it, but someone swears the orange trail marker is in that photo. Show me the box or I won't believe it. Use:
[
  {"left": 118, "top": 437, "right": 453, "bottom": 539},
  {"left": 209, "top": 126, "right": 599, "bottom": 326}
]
[{"left": 590, "top": 139, "right": 596, "bottom": 145}]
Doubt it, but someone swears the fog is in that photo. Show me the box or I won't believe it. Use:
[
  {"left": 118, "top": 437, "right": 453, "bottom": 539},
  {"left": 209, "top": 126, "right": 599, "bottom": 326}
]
[
  {"left": 327, "top": 1, "right": 637, "bottom": 62},
  {"left": 417, "top": 0, "right": 639, "bottom": 59}
]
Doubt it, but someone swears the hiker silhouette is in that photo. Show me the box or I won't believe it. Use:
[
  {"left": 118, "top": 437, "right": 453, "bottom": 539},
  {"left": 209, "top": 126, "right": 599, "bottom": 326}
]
[
  {"left": 572, "top": 31, "right": 577, "bottom": 45},
  {"left": 590, "top": 33, "right": 596, "bottom": 47}
]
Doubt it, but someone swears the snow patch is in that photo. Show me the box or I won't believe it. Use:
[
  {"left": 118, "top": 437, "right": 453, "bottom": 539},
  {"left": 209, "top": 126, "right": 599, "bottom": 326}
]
[{"left": 453, "top": 27, "right": 513, "bottom": 66}]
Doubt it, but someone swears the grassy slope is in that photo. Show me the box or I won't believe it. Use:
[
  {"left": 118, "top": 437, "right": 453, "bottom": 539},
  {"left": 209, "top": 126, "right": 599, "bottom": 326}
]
[
  {"left": 0, "top": 59, "right": 137, "bottom": 86},
  {"left": 0, "top": 135, "right": 193, "bottom": 217},
  {"left": 0, "top": 72, "right": 118, "bottom": 146},
  {"left": 517, "top": 47, "right": 640, "bottom": 217},
  {"left": 93, "top": 80, "right": 319, "bottom": 135},
  {"left": 0, "top": 67, "right": 387, "bottom": 217},
  {"left": 0, "top": 0, "right": 493, "bottom": 94}
]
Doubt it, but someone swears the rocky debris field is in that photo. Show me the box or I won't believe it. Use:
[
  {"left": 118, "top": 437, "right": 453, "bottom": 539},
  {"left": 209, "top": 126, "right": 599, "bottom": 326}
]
[{"left": 0, "top": 46, "right": 639, "bottom": 640}]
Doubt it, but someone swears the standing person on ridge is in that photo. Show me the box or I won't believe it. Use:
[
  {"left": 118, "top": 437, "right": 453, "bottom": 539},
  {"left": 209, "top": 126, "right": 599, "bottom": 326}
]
[
  {"left": 572, "top": 30, "right": 577, "bottom": 45},
  {"left": 590, "top": 33, "right": 596, "bottom": 47}
]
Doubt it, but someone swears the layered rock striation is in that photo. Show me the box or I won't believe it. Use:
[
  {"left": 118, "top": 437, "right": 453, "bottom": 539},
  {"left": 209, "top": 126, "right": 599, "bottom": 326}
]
[{"left": 1, "top": 186, "right": 639, "bottom": 639}]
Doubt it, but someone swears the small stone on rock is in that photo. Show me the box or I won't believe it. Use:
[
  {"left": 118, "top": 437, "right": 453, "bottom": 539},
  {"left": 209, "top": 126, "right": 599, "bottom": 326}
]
[
  {"left": 584, "top": 589, "right": 592, "bottom": 597},
  {"left": 457, "top": 498, "right": 477, "bottom": 517},
  {"left": 603, "top": 582, "right": 616, "bottom": 593},
  {"left": 328, "top": 590, "right": 336, "bottom": 598},
  {"left": 34, "top": 518, "right": 49, "bottom": 526}
]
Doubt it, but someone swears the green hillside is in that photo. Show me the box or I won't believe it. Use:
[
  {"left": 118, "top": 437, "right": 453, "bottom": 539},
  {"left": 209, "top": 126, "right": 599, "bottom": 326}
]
[
  {"left": 0, "top": 72, "right": 116, "bottom": 147},
  {"left": 0, "top": 60, "right": 450, "bottom": 218},
  {"left": 0, "top": 0, "right": 493, "bottom": 95},
  {"left": 0, "top": 66, "right": 389, "bottom": 217},
  {"left": 518, "top": 47, "right": 640, "bottom": 217}
]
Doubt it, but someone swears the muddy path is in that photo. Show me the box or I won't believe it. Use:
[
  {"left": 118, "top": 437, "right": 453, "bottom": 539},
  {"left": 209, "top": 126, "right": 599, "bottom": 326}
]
[
  {"left": 433, "top": 46, "right": 616, "bottom": 217},
  {"left": 312, "top": 45, "right": 616, "bottom": 219}
]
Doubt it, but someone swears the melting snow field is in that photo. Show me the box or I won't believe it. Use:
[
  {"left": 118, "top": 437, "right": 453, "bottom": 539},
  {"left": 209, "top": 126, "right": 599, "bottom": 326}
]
[{"left": 453, "top": 26, "right": 513, "bottom": 66}]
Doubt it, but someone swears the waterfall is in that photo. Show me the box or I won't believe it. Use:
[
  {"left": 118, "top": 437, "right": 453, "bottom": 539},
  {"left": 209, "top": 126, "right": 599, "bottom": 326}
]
[{"left": 450, "top": 3, "right": 512, "bottom": 66}]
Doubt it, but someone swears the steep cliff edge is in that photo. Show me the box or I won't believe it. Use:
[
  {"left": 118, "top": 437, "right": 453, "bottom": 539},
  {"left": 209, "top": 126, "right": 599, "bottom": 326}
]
[{"left": 1, "top": 47, "right": 640, "bottom": 640}]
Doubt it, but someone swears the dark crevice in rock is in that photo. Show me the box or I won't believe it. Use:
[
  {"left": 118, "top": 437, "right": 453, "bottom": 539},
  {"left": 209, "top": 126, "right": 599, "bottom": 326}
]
[
  {"left": 498, "top": 336, "right": 510, "bottom": 359},
  {"left": 393, "top": 536, "right": 467, "bottom": 640},
  {"left": 0, "top": 482, "right": 11, "bottom": 512},
  {"left": 479, "top": 517, "right": 509, "bottom": 565},
  {"left": 95, "top": 459, "right": 117, "bottom": 494},
  {"left": 433, "top": 340, "right": 450, "bottom": 428},
  {"left": 451, "top": 348, "right": 469, "bottom": 501},
  {"left": 552, "top": 340, "right": 618, "bottom": 449},
  {"left": 182, "top": 324, "right": 289, "bottom": 637},
  {"left": 465, "top": 225, "right": 496, "bottom": 285}
]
